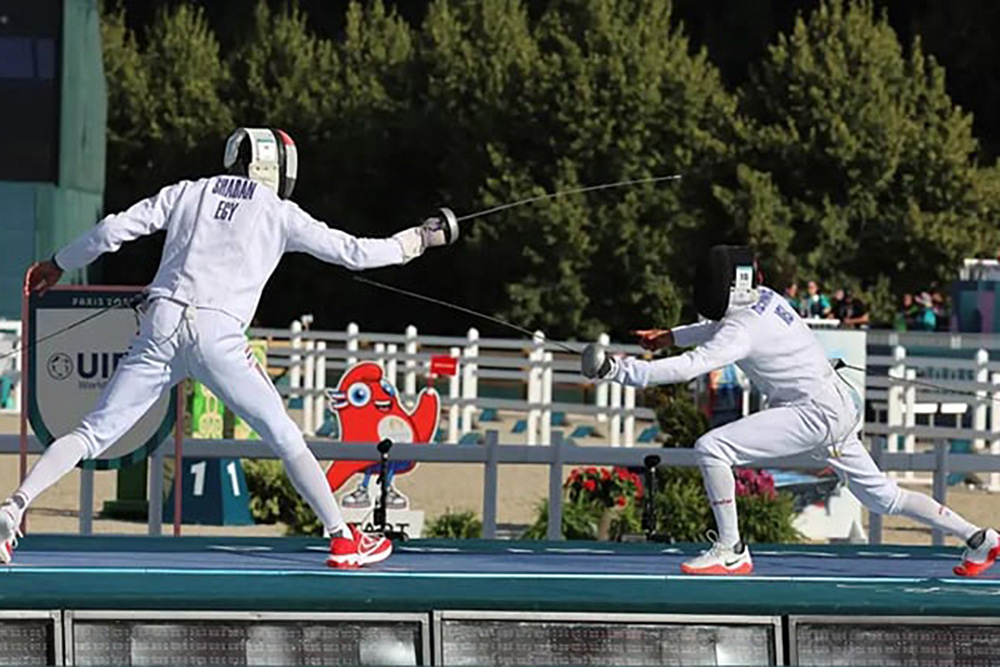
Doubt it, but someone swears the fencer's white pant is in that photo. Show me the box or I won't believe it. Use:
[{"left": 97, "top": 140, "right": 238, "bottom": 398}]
[
  {"left": 694, "top": 378, "right": 902, "bottom": 515},
  {"left": 69, "top": 298, "right": 307, "bottom": 461}
]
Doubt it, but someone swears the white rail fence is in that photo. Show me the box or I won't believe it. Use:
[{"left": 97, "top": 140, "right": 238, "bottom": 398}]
[
  {"left": 7, "top": 315, "right": 1000, "bottom": 477},
  {"left": 249, "top": 321, "right": 650, "bottom": 447},
  {"left": 865, "top": 331, "right": 1000, "bottom": 493},
  {"left": 8, "top": 316, "right": 1000, "bottom": 545}
]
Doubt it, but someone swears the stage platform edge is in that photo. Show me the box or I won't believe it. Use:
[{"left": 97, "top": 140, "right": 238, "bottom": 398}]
[{"left": 3, "top": 536, "right": 1000, "bottom": 665}]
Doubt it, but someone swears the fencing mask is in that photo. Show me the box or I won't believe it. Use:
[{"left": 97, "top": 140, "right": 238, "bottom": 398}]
[
  {"left": 223, "top": 128, "right": 299, "bottom": 199},
  {"left": 693, "top": 245, "right": 758, "bottom": 320}
]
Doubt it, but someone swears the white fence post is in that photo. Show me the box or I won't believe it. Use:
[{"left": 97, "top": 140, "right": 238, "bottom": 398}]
[
  {"left": 624, "top": 386, "right": 636, "bottom": 447},
  {"left": 314, "top": 341, "right": 327, "bottom": 434},
  {"left": 595, "top": 333, "right": 610, "bottom": 422},
  {"left": 461, "top": 328, "right": 479, "bottom": 436},
  {"left": 290, "top": 320, "right": 303, "bottom": 403},
  {"left": 886, "top": 345, "right": 905, "bottom": 480},
  {"left": 346, "top": 322, "right": 359, "bottom": 366},
  {"left": 991, "top": 372, "right": 1000, "bottom": 492},
  {"left": 527, "top": 332, "right": 545, "bottom": 445},
  {"left": 374, "top": 343, "right": 386, "bottom": 370},
  {"left": 737, "top": 367, "right": 751, "bottom": 418},
  {"left": 303, "top": 338, "right": 316, "bottom": 436},
  {"left": 347, "top": 322, "right": 361, "bottom": 367},
  {"left": 610, "top": 382, "right": 622, "bottom": 447},
  {"left": 448, "top": 347, "right": 461, "bottom": 443},
  {"left": 404, "top": 325, "right": 418, "bottom": 399},
  {"left": 974, "top": 349, "right": 989, "bottom": 451},
  {"left": 541, "top": 351, "right": 553, "bottom": 446},
  {"left": 386, "top": 343, "right": 398, "bottom": 388},
  {"left": 903, "top": 368, "right": 917, "bottom": 483}
]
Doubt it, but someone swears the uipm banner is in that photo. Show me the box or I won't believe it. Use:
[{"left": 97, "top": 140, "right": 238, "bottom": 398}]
[{"left": 26, "top": 287, "right": 176, "bottom": 470}]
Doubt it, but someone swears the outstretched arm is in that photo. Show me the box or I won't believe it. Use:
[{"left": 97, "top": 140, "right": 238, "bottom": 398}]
[
  {"left": 585, "top": 319, "right": 750, "bottom": 388},
  {"left": 633, "top": 320, "right": 721, "bottom": 351},
  {"left": 26, "top": 182, "right": 187, "bottom": 294},
  {"left": 284, "top": 203, "right": 457, "bottom": 270},
  {"left": 55, "top": 182, "right": 187, "bottom": 271}
]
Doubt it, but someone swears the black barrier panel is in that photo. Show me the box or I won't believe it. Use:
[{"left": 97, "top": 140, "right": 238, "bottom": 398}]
[
  {"left": 437, "top": 615, "right": 778, "bottom": 666},
  {"left": 792, "top": 618, "right": 1000, "bottom": 666},
  {"left": 71, "top": 617, "right": 425, "bottom": 666},
  {"left": 0, "top": 614, "right": 59, "bottom": 666}
]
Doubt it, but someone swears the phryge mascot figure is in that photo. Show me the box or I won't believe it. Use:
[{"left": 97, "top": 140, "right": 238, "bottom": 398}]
[{"left": 325, "top": 362, "right": 440, "bottom": 509}]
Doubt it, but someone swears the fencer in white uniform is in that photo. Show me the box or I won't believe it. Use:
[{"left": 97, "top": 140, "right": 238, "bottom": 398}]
[
  {"left": 583, "top": 245, "right": 999, "bottom": 576},
  {"left": 1, "top": 128, "right": 459, "bottom": 568}
]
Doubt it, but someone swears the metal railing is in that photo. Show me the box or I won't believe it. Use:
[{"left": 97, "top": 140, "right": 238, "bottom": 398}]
[{"left": 4, "top": 429, "right": 996, "bottom": 546}]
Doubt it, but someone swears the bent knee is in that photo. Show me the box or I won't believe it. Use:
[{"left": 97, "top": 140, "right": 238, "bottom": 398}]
[
  {"left": 694, "top": 432, "right": 735, "bottom": 467},
  {"left": 852, "top": 479, "right": 902, "bottom": 515},
  {"left": 69, "top": 428, "right": 105, "bottom": 460}
]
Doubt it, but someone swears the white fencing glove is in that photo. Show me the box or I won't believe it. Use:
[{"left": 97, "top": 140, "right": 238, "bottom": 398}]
[
  {"left": 394, "top": 207, "right": 460, "bottom": 262},
  {"left": 581, "top": 343, "right": 619, "bottom": 380}
]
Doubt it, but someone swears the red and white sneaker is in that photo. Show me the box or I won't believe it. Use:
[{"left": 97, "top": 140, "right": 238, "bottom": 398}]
[
  {"left": 327, "top": 525, "right": 392, "bottom": 569},
  {"left": 0, "top": 500, "right": 22, "bottom": 565},
  {"left": 681, "top": 538, "right": 753, "bottom": 576},
  {"left": 954, "top": 528, "right": 1000, "bottom": 577}
]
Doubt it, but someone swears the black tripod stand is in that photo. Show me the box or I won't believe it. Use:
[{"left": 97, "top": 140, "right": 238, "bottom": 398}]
[
  {"left": 372, "top": 438, "right": 409, "bottom": 541},
  {"left": 642, "top": 454, "right": 670, "bottom": 542}
]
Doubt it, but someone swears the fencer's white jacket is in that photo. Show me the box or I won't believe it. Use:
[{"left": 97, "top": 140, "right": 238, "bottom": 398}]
[
  {"left": 54, "top": 176, "right": 408, "bottom": 325},
  {"left": 614, "top": 286, "right": 858, "bottom": 435}
]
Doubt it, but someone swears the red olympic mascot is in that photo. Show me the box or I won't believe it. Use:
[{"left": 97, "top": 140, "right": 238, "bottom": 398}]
[{"left": 325, "top": 362, "right": 440, "bottom": 508}]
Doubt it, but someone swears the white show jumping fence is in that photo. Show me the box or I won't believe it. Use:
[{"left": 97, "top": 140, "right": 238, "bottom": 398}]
[
  {"left": 6, "top": 316, "right": 1000, "bottom": 467},
  {"left": 249, "top": 321, "right": 651, "bottom": 446},
  {"left": 865, "top": 330, "right": 1000, "bottom": 492},
  {"left": 248, "top": 320, "right": 1000, "bottom": 501},
  {"left": 7, "top": 315, "right": 1000, "bottom": 544}
]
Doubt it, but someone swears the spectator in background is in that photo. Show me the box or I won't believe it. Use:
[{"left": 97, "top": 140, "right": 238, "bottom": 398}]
[
  {"left": 932, "top": 291, "right": 949, "bottom": 331},
  {"left": 803, "top": 280, "right": 832, "bottom": 319},
  {"left": 894, "top": 293, "right": 917, "bottom": 331},
  {"left": 831, "top": 289, "right": 870, "bottom": 328},
  {"left": 783, "top": 283, "right": 802, "bottom": 315},
  {"left": 914, "top": 292, "right": 937, "bottom": 331}
]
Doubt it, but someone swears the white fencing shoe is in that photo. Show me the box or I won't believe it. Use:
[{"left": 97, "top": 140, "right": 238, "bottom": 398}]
[
  {"left": 327, "top": 525, "right": 392, "bottom": 570},
  {"left": 0, "top": 500, "right": 23, "bottom": 565},
  {"left": 954, "top": 528, "right": 1000, "bottom": 577},
  {"left": 681, "top": 535, "right": 753, "bottom": 576}
]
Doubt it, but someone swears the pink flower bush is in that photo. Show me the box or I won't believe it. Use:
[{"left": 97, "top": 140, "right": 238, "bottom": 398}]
[{"left": 734, "top": 468, "right": 776, "bottom": 500}]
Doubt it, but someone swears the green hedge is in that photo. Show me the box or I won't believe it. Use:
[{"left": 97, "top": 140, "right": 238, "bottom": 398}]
[
  {"left": 425, "top": 509, "right": 483, "bottom": 539},
  {"left": 242, "top": 459, "right": 322, "bottom": 536}
]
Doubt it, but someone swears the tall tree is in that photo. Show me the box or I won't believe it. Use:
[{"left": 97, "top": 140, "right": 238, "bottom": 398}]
[
  {"left": 719, "top": 0, "right": 998, "bottom": 320},
  {"left": 418, "top": 0, "right": 741, "bottom": 338},
  {"left": 100, "top": 4, "right": 233, "bottom": 286}
]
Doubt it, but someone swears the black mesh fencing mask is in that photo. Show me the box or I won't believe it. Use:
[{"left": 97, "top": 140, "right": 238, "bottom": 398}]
[{"left": 694, "top": 245, "right": 756, "bottom": 320}]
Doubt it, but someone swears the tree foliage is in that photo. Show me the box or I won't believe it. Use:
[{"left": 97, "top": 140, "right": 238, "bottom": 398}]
[
  {"left": 97, "top": 0, "right": 1000, "bottom": 332},
  {"left": 718, "top": 0, "right": 998, "bottom": 320}
]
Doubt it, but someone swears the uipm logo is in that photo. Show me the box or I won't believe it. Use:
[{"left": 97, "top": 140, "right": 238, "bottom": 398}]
[
  {"left": 46, "top": 351, "right": 127, "bottom": 384},
  {"left": 46, "top": 353, "right": 73, "bottom": 381}
]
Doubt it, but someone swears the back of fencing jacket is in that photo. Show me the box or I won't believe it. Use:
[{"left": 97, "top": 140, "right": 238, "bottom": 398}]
[{"left": 55, "top": 176, "right": 406, "bottom": 325}]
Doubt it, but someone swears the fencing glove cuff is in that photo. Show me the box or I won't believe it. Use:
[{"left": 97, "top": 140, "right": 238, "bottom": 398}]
[{"left": 393, "top": 207, "right": 460, "bottom": 263}]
